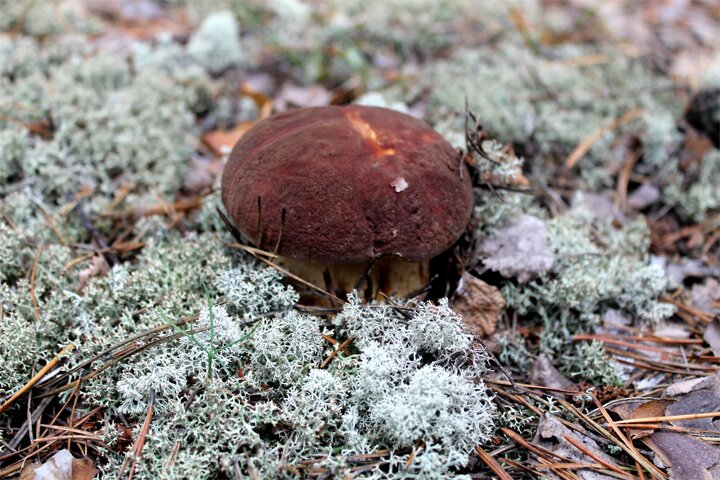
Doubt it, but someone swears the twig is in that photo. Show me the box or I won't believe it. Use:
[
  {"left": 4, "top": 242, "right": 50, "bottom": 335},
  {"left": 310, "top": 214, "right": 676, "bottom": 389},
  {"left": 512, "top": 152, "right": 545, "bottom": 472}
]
[
  {"left": 227, "top": 243, "right": 345, "bottom": 304},
  {"left": 7, "top": 396, "right": 53, "bottom": 450},
  {"left": 274, "top": 208, "right": 286, "bottom": 255},
  {"left": 661, "top": 214, "right": 720, "bottom": 246},
  {"left": 615, "top": 149, "right": 643, "bottom": 211},
  {"left": 74, "top": 201, "right": 118, "bottom": 266},
  {"left": 256, "top": 196, "right": 263, "bottom": 247},
  {"left": 502, "top": 428, "right": 575, "bottom": 464},
  {"left": 556, "top": 398, "right": 662, "bottom": 478},
  {"left": 104, "top": 197, "right": 204, "bottom": 219},
  {"left": 31, "top": 199, "right": 67, "bottom": 247}
]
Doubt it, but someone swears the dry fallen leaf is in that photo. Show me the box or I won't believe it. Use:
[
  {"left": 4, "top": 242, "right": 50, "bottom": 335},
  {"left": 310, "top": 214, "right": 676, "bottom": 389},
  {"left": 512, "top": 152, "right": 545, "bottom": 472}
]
[
  {"left": 666, "top": 375, "right": 715, "bottom": 396},
  {"left": 182, "top": 167, "right": 215, "bottom": 194},
  {"left": 480, "top": 215, "right": 555, "bottom": 283},
  {"left": 704, "top": 319, "right": 720, "bottom": 357},
  {"left": 626, "top": 399, "right": 674, "bottom": 439},
  {"left": 451, "top": 273, "right": 505, "bottom": 337},
  {"left": 19, "top": 450, "right": 97, "bottom": 480},
  {"left": 665, "top": 373, "right": 720, "bottom": 430},
  {"left": 533, "top": 413, "right": 621, "bottom": 480},
  {"left": 239, "top": 82, "right": 273, "bottom": 120},
  {"left": 610, "top": 373, "right": 720, "bottom": 478},
  {"left": 627, "top": 184, "right": 660, "bottom": 210},
  {"left": 83, "top": 0, "right": 165, "bottom": 24},
  {"left": 694, "top": 278, "right": 720, "bottom": 316},
  {"left": 646, "top": 431, "right": 720, "bottom": 480},
  {"left": 481, "top": 170, "right": 530, "bottom": 188},
  {"left": 201, "top": 122, "right": 255, "bottom": 157},
  {"left": 528, "top": 353, "right": 574, "bottom": 399}
]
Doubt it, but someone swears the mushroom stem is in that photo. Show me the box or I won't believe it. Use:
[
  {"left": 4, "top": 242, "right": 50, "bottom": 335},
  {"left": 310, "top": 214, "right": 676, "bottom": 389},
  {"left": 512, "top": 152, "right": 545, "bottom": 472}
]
[{"left": 280, "top": 256, "right": 429, "bottom": 301}]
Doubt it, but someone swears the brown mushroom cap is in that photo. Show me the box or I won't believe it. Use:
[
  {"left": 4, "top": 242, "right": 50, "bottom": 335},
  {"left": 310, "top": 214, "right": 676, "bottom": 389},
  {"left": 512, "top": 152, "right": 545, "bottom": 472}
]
[{"left": 221, "top": 105, "right": 473, "bottom": 264}]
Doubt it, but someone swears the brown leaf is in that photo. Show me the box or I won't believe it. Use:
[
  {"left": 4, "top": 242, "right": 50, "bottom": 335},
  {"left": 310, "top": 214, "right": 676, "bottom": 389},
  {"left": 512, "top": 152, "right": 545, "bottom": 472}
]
[
  {"left": 630, "top": 399, "right": 674, "bottom": 420},
  {"left": 239, "top": 82, "right": 273, "bottom": 119},
  {"left": 626, "top": 399, "right": 675, "bottom": 438},
  {"left": 533, "top": 413, "right": 621, "bottom": 480},
  {"left": 70, "top": 459, "right": 97, "bottom": 480},
  {"left": 607, "top": 401, "right": 640, "bottom": 421},
  {"left": 528, "top": 353, "right": 574, "bottom": 399},
  {"left": 19, "top": 450, "right": 97, "bottom": 480},
  {"left": 201, "top": 122, "right": 254, "bottom": 157},
  {"left": 646, "top": 431, "right": 720, "bottom": 480},
  {"left": 481, "top": 170, "right": 530, "bottom": 188},
  {"left": 451, "top": 273, "right": 505, "bottom": 337}
]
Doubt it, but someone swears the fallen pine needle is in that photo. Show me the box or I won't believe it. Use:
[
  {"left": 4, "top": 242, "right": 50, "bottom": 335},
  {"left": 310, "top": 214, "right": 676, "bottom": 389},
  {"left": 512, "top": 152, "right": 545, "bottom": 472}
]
[
  {"left": 535, "top": 462, "right": 605, "bottom": 470},
  {"left": 122, "top": 391, "right": 155, "bottom": 480},
  {"left": 590, "top": 394, "right": 666, "bottom": 480},
  {"left": 320, "top": 337, "right": 354, "bottom": 369},
  {"left": 565, "top": 107, "right": 643, "bottom": 169},
  {"left": 0, "top": 343, "right": 75, "bottom": 415},
  {"left": 562, "top": 434, "right": 632, "bottom": 478},
  {"left": 475, "top": 445, "right": 513, "bottom": 480},
  {"left": 614, "top": 411, "right": 720, "bottom": 425},
  {"left": 29, "top": 246, "right": 42, "bottom": 322}
]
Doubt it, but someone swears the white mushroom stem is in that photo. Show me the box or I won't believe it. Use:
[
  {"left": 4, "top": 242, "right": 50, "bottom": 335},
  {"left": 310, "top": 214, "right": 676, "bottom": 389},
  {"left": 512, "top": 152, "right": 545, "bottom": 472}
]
[{"left": 280, "top": 256, "right": 429, "bottom": 301}]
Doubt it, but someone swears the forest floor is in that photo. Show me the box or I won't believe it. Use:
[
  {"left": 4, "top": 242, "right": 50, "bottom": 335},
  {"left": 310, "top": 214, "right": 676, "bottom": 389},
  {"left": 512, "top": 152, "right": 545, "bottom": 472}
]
[{"left": 1, "top": 1, "right": 719, "bottom": 479}]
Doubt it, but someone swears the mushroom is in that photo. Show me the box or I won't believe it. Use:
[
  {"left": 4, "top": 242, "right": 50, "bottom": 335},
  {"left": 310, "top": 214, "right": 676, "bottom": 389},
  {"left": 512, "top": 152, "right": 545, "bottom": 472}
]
[{"left": 221, "top": 105, "right": 473, "bottom": 299}]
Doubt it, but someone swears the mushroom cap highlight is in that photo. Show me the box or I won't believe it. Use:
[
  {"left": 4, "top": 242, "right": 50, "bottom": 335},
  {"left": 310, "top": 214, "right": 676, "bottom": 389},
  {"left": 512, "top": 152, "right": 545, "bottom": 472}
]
[{"left": 221, "top": 105, "right": 474, "bottom": 264}]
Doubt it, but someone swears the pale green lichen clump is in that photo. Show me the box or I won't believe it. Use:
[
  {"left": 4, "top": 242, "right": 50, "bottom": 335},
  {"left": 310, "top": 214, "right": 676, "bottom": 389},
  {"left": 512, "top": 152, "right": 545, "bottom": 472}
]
[
  {"left": 428, "top": 41, "right": 683, "bottom": 189},
  {"left": 187, "top": 11, "right": 244, "bottom": 75},
  {"left": 488, "top": 198, "right": 674, "bottom": 385},
  {"left": 0, "top": 45, "right": 201, "bottom": 201},
  {"left": 2, "top": 221, "right": 496, "bottom": 478},
  {"left": 665, "top": 150, "right": 720, "bottom": 222},
  {"left": 94, "top": 285, "right": 495, "bottom": 478}
]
